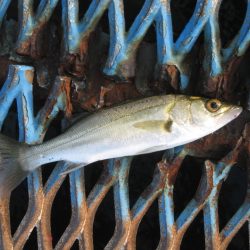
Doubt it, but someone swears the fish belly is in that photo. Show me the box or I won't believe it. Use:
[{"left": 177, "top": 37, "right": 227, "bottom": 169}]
[{"left": 58, "top": 124, "right": 169, "bottom": 165}]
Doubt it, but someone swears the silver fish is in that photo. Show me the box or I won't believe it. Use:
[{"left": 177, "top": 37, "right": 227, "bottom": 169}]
[{"left": 0, "top": 95, "right": 242, "bottom": 192}]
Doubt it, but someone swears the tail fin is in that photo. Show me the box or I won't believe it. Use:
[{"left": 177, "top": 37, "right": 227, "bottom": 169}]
[{"left": 0, "top": 134, "right": 29, "bottom": 194}]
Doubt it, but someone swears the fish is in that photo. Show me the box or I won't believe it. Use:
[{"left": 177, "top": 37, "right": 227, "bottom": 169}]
[{"left": 0, "top": 95, "right": 242, "bottom": 193}]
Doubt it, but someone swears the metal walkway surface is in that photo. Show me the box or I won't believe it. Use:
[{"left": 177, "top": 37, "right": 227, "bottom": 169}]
[{"left": 0, "top": 0, "right": 249, "bottom": 249}]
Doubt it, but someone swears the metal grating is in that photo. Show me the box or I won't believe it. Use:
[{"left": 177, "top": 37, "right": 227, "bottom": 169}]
[{"left": 0, "top": 0, "right": 249, "bottom": 249}]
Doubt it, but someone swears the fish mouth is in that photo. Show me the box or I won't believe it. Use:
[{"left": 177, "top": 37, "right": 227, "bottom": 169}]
[
  {"left": 216, "top": 106, "right": 242, "bottom": 124},
  {"left": 229, "top": 106, "right": 243, "bottom": 119}
]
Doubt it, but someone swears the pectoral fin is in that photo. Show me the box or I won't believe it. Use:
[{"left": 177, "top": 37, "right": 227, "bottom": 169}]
[{"left": 133, "top": 119, "right": 173, "bottom": 132}]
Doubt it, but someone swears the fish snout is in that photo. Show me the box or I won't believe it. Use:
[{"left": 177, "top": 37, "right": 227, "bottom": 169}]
[
  {"left": 230, "top": 106, "right": 243, "bottom": 119},
  {"left": 217, "top": 105, "right": 243, "bottom": 126}
]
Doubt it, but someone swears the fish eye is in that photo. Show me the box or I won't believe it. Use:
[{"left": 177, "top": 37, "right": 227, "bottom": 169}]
[{"left": 205, "top": 99, "right": 222, "bottom": 112}]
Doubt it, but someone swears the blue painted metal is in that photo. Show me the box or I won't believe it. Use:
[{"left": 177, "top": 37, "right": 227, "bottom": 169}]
[
  {"left": 0, "top": 0, "right": 248, "bottom": 90},
  {"left": 223, "top": 0, "right": 250, "bottom": 60},
  {"left": 0, "top": 65, "right": 71, "bottom": 143},
  {"left": 0, "top": 0, "right": 11, "bottom": 26},
  {"left": 0, "top": 1, "right": 249, "bottom": 249},
  {"left": 204, "top": 0, "right": 250, "bottom": 77},
  {"left": 204, "top": 140, "right": 250, "bottom": 249},
  {"left": 16, "top": 0, "right": 59, "bottom": 56},
  {"left": 62, "top": 0, "right": 111, "bottom": 55},
  {"left": 0, "top": 65, "right": 72, "bottom": 249}
]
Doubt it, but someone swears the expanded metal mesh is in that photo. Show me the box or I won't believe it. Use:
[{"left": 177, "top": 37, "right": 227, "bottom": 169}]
[{"left": 0, "top": 0, "right": 249, "bottom": 249}]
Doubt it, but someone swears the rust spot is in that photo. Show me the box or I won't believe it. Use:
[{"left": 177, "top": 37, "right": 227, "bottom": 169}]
[
  {"left": 61, "top": 53, "right": 88, "bottom": 78},
  {"left": 25, "top": 70, "right": 34, "bottom": 84},
  {"left": 115, "top": 159, "right": 121, "bottom": 168},
  {"left": 153, "top": 64, "right": 180, "bottom": 93},
  {"left": 194, "top": 168, "right": 213, "bottom": 203},
  {"left": 61, "top": 77, "right": 73, "bottom": 118},
  {"left": 74, "top": 74, "right": 141, "bottom": 112},
  {"left": 198, "top": 53, "right": 245, "bottom": 101},
  {"left": 16, "top": 20, "right": 49, "bottom": 59},
  {"left": 164, "top": 65, "right": 180, "bottom": 90},
  {"left": 79, "top": 37, "right": 89, "bottom": 62},
  {"left": 16, "top": 39, "right": 31, "bottom": 57},
  {"left": 157, "top": 153, "right": 186, "bottom": 187},
  {"left": 97, "top": 86, "right": 113, "bottom": 108}
]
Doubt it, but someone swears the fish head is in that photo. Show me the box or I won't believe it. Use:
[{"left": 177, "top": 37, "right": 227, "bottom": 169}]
[
  {"left": 170, "top": 96, "right": 242, "bottom": 134},
  {"left": 189, "top": 96, "right": 242, "bottom": 131}
]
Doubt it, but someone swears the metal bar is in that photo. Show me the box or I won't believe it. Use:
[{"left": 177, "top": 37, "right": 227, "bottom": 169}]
[
  {"left": 157, "top": 151, "right": 186, "bottom": 249},
  {"left": 175, "top": 0, "right": 213, "bottom": 54},
  {"left": 223, "top": 0, "right": 250, "bottom": 60},
  {"left": 176, "top": 161, "right": 214, "bottom": 235},
  {"left": 0, "top": 64, "right": 72, "bottom": 249},
  {"left": 54, "top": 168, "right": 86, "bottom": 250},
  {"left": 16, "top": 0, "right": 60, "bottom": 56},
  {"left": 37, "top": 162, "right": 69, "bottom": 250},
  {"left": 0, "top": 1, "right": 249, "bottom": 249},
  {"left": 62, "top": 0, "right": 112, "bottom": 55},
  {"left": 103, "top": 0, "right": 161, "bottom": 78},
  {"left": 105, "top": 0, "right": 125, "bottom": 76},
  {"left": 220, "top": 200, "right": 250, "bottom": 249},
  {"left": 0, "top": 0, "right": 11, "bottom": 26},
  {"left": 155, "top": 0, "right": 174, "bottom": 64},
  {"left": 203, "top": 139, "right": 243, "bottom": 249},
  {"left": 0, "top": 195, "right": 12, "bottom": 250},
  {"left": 55, "top": 158, "right": 120, "bottom": 249},
  {"left": 203, "top": 1, "right": 223, "bottom": 77},
  {"left": 105, "top": 157, "right": 132, "bottom": 249},
  {"left": 12, "top": 0, "right": 249, "bottom": 92}
]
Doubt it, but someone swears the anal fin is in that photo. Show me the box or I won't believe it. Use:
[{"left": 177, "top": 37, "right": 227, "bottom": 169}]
[{"left": 60, "top": 162, "right": 87, "bottom": 175}]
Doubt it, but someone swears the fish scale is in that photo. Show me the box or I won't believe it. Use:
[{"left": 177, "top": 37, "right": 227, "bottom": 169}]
[{"left": 28, "top": 95, "right": 175, "bottom": 159}]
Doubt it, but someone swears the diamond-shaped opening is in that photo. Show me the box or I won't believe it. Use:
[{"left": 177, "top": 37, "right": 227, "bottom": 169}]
[
  {"left": 181, "top": 211, "right": 205, "bottom": 249},
  {"left": 2, "top": 101, "right": 28, "bottom": 235},
  {"left": 135, "top": 42, "right": 157, "bottom": 94},
  {"left": 136, "top": 199, "right": 160, "bottom": 250},
  {"left": 129, "top": 152, "right": 163, "bottom": 209},
  {"left": 33, "top": 0, "right": 41, "bottom": 14},
  {"left": 1, "top": 98, "right": 27, "bottom": 237},
  {"left": 0, "top": 60, "right": 12, "bottom": 86},
  {"left": 219, "top": 0, "right": 247, "bottom": 48},
  {"left": 91, "top": 6, "right": 109, "bottom": 36},
  {"left": 2, "top": 102, "right": 18, "bottom": 140},
  {"left": 174, "top": 156, "right": 203, "bottom": 220},
  {"left": 23, "top": 227, "right": 38, "bottom": 250},
  {"left": 84, "top": 161, "right": 104, "bottom": 197},
  {"left": 93, "top": 187, "right": 115, "bottom": 249},
  {"left": 51, "top": 175, "right": 71, "bottom": 247},
  {"left": 124, "top": 0, "right": 155, "bottom": 42},
  {"left": 79, "top": 0, "right": 93, "bottom": 19},
  {"left": 171, "top": 0, "right": 197, "bottom": 42},
  {"left": 228, "top": 222, "right": 249, "bottom": 250},
  {"left": 33, "top": 2, "right": 62, "bottom": 78},
  {"left": 218, "top": 161, "right": 247, "bottom": 231},
  {"left": 6, "top": 0, "right": 18, "bottom": 21},
  {"left": 124, "top": 0, "right": 144, "bottom": 31},
  {"left": 41, "top": 114, "right": 64, "bottom": 185},
  {"left": 10, "top": 178, "right": 29, "bottom": 235},
  {"left": 71, "top": 240, "right": 79, "bottom": 250},
  {"left": 41, "top": 163, "right": 58, "bottom": 187}
]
